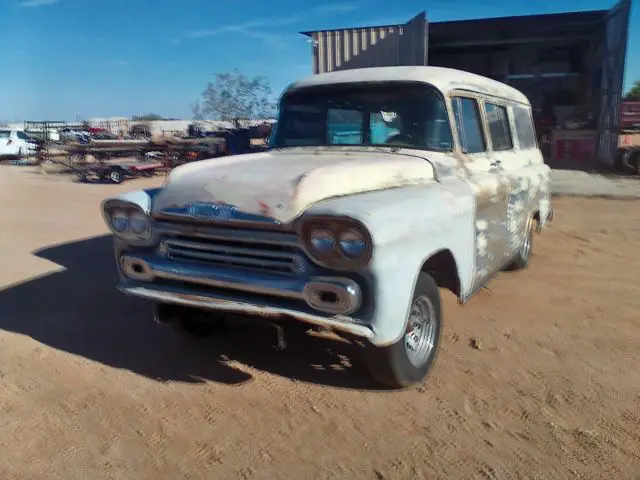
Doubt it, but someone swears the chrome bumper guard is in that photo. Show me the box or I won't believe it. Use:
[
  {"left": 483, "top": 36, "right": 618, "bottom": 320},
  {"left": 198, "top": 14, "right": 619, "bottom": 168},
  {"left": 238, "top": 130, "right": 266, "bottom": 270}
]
[{"left": 119, "top": 284, "right": 374, "bottom": 339}]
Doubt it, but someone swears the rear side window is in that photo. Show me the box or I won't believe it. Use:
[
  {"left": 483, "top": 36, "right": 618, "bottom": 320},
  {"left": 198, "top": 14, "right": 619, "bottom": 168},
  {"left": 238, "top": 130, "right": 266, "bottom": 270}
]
[
  {"left": 0, "top": 130, "right": 10, "bottom": 139},
  {"left": 327, "top": 108, "right": 363, "bottom": 145},
  {"left": 484, "top": 103, "right": 513, "bottom": 151},
  {"left": 16, "top": 131, "right": 28, "bottom": 140},
  {"left": 451, "top": 97, "right": 485, "bottom": 154},
  {"left": 513, "top": 106, "right": 537, "bottom": 149}
]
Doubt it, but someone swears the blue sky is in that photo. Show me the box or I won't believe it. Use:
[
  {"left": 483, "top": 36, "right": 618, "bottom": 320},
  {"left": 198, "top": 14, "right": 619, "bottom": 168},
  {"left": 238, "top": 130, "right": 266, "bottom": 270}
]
[{"left": 0, "top": 0, "right": 637, "bottom": 121}]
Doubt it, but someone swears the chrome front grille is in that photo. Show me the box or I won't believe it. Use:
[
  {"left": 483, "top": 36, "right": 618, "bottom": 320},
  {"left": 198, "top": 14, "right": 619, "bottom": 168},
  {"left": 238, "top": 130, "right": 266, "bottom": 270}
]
[{"left": 162, "top": 236, "right": 302, "bottom": 275}]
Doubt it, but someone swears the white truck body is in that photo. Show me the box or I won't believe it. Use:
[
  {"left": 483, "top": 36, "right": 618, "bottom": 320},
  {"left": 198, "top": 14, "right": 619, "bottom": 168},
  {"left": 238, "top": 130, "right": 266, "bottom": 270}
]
[{"left": 102, "top": 66, "right": 553, "bottom": 386}]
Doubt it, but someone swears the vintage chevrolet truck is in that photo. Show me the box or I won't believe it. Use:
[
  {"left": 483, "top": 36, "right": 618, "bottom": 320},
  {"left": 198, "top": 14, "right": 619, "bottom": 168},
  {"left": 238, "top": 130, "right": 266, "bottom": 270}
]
[{"left": 101, "top": 66, "right": 553, "bottom": 388}]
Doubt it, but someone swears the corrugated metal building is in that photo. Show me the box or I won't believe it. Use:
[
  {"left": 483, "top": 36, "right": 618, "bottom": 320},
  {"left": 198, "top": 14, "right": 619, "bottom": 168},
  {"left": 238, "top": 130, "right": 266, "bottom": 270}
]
[
  {"left": 300, "top": 0, "right": 632, "bottom": 169},
  {"left": 303, "top": 12, "right": 428, "bottom": 75}
]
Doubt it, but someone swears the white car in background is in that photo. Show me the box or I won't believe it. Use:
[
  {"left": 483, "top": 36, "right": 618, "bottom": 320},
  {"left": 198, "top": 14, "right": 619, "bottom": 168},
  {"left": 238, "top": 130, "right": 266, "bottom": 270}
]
[{"left": 0, "top": 129, "right": 37, "bottom": 158}]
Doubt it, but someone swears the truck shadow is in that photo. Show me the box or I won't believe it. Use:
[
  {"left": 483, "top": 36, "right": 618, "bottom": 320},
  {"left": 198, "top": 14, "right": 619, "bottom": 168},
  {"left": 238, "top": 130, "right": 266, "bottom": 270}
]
[{"left": 0, "top": 235, "right": 383, "bottom": 390}]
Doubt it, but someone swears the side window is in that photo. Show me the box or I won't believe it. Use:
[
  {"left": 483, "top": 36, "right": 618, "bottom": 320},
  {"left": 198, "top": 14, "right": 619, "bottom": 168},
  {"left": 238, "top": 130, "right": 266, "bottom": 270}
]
[
  {"left": 512, "top": 106, "right": 537, "bottom": 149},
  {"left": 484, "top": 102, "right": 513, "bottom": 151},
  {"left": 370, "top": 111, "right": 400, "bottom": 144},
  {"left": 327, "top": 108, "right": 363, "bottom": 145},
  {"left": 451, "top": 97, "right": 485, "bottom": 154},
  {"left": 17, "top": 131, "right": 28, "bottom": 140},
  {"left": 425, "top": 97, "right": 454, "bottom": 151}
]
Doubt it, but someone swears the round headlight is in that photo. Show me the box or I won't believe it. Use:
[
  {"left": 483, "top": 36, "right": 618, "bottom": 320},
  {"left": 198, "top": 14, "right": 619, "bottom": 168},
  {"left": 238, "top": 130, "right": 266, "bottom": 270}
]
[
  {"left": 129, "top": 211, "right": 151, "bottom": 235},
  {"left": 111, "top": 209, "right": 129, "bottom": 232},
  {"left": 339, "top": 229, "right": 367, "bottom": 258},
  {"left": 309, "top": 228, "right": 335, "bottom": 253}
]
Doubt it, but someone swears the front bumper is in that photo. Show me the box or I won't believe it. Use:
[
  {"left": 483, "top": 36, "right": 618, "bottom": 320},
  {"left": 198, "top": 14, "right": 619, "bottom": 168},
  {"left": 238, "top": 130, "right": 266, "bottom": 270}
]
[{"left": 119, "top": 283, "right": 374, "bottom": 340}]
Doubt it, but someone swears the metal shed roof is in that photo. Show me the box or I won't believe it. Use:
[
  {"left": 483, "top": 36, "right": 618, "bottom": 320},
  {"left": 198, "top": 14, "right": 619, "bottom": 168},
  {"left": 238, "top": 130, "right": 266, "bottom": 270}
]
[{"left": 300, "top": 10, "right": 607, "bottom": 37}]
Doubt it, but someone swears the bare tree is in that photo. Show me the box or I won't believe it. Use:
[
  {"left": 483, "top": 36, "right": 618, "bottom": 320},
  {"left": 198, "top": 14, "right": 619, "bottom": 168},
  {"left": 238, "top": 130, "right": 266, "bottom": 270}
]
[
  {"left": 624, "top": 80, "right": 640, "bottom": 101},
  {"left": 190, "top": 101, "right": 205, "bottom": 121},
  {"left": 132, "top": 113, "right": 165, "bottom": 121},
  {"left": 196, "top": 69, "right": 276, "bottom": 129}
]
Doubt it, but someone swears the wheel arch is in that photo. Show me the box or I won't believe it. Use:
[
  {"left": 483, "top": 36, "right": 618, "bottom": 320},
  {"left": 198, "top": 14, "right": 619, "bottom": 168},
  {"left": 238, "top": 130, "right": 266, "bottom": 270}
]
[{"left": 420, "top": 248, "right": 461, "bottom": 299}]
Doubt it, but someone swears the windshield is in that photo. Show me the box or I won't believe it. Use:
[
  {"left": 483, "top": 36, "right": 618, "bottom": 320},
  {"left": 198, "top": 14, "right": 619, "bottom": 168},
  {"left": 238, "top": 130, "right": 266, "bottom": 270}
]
[
  {"left": 273, "top": 82, "right": 453, "bottom": 152},
  {"left": 0, "top": 130, "right": 10, "bottom": 139}
]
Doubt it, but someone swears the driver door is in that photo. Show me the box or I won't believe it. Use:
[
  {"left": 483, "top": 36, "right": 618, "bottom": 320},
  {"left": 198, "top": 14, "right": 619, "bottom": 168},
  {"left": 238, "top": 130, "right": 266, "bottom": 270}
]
[{"left": 451, "top": 95, "right": 511, "bottom": 286}]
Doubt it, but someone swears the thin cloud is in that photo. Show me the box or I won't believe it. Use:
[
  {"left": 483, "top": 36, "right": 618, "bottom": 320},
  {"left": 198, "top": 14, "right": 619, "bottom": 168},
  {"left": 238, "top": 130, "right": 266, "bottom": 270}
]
[
  {"left": 356, "top": 15, "right": 412, "bottom": 27},
  {"left": 187, "top": 15, "right": 305, "bottom": 39},
  {"left": 18, "top": 0, "right": 59, "bottom": 6},
  {"left": 182, "top": 3, "right": 366, "bottom": 44},
  {"left": 313, "top": 3, "right": 362, "bottom": 14}
]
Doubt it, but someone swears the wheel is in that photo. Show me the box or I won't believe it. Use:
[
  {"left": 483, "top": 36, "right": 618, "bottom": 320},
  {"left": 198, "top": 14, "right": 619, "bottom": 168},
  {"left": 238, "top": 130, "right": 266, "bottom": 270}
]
[
  {"left": 364, "top": 272, "right": 442, "bottom": 388},
  {"left": 624, "top": 150, "right": 640, "bottom": 174},
  {"left": 109, "top": 169, "right": 124, "bottom": 184},
  {"left": 75, "top": 171, "right": 88, "bottom": 183},
  {"left": 508, "top": 217, "right": 534, "bottom": 271}
]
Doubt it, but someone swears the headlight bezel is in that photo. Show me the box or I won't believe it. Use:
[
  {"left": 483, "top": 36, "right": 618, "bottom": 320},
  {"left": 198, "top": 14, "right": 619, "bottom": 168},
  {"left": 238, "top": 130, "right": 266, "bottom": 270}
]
[
  {"left": 102, "top": 200, "right": 156, "bottom": 245},
  {"left": 298, "top": 215, "right": 373, "bottom": 270}
]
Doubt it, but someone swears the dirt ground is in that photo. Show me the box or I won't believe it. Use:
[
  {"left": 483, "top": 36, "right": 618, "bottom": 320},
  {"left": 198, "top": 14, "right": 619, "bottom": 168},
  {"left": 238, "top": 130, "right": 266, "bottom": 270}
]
[{"left": 0, "top": 165, "right": 639, "bottom": 480}]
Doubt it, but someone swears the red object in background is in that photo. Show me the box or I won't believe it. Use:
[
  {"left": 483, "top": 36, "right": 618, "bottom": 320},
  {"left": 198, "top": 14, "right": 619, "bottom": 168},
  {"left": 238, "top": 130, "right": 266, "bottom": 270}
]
[
  {"left": 620, "top": 101, "right": 640, "bottom": 130},
  {"left": 554, "top": 137, "right": 596, "bottom": 164}
]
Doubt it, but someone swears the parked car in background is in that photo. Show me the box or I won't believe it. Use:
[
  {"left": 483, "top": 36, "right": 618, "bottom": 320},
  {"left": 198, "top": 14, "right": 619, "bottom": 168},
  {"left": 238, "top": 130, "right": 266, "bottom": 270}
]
[
  {"left": 101, "top": 66, "right": 553, "bottom": 388},
  {"left": 25, "top": 127, "right": 60, "bottom": 143},
  {"left": 60, "top": 128, "right": 91, "bottom": 143},
  {"left": 0, "top": 129, "right": 38, "bottom": 158}
]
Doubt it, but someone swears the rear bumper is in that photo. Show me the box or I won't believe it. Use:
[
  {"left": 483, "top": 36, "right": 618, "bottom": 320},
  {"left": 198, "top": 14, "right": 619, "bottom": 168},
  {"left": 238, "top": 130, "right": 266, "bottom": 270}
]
[{"left": 118, "top": 284, "right": 374, "bottom": 340}]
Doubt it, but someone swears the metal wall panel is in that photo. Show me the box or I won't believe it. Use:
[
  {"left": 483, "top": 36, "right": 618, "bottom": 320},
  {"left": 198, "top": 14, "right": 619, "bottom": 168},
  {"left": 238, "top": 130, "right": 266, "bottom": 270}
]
[
  {"left": 596, "top": 0, "right": 632, "bottom": 166},
  {"left": 311, "top": 26, "right": 402, "bottom": 74},
  {"left": 399, "top": 12, "right": 428, "bottom": 66},
  {"left": 309, "top": 12, "right": 429, "bottom": 74}
]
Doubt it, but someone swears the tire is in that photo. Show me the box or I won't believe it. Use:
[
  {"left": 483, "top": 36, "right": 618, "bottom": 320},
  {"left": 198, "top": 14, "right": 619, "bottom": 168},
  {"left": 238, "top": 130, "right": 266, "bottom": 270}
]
[
  {"left": 110, "top": 169, "right": 124, "bottom": 184},
  {"left": 75, "top": 171, "right": 88, "bottom": 183},
  {"left": 364, "top": 272, "right": 443, "bottom": 388},
  {"left": 508, "top": 217, "right": 534, "bottom": 271},
  {"left": 626, "top": 150, "right": 640, "bottom": 175}
]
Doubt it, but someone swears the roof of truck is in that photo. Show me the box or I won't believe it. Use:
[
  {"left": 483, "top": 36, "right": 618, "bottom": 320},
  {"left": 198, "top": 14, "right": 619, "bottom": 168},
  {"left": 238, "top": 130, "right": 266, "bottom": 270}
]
[{"left": 287, "top": 66, "right": 530, "bottom": 105}]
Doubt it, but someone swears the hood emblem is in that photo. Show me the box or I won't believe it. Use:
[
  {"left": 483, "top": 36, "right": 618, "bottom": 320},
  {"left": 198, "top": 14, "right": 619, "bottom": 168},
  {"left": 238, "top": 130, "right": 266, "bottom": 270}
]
[
  {"left": 188, "top": 202, "right": 236, "bottom": 220},
  {"left": 159, "top": 202, "right": 281, "bottom": 224}
]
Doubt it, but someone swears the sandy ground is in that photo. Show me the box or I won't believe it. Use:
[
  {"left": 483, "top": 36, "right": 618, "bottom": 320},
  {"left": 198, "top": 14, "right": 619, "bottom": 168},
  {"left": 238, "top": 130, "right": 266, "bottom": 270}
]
[{"left": 0, "top": 165, "right": 639, "bottom": 480}]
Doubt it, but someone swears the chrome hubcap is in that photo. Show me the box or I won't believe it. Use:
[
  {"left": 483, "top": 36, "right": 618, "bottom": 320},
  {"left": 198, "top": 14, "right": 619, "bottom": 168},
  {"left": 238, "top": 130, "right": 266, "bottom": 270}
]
[{"left": 404, "top": 295, "right": 437, "bottom": 367}]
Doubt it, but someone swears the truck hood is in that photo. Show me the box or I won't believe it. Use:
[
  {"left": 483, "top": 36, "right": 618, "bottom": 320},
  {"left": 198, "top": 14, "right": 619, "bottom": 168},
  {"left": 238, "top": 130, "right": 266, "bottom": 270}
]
[{"left": 152, "top": 148, "right": 436, "bottom": 223}]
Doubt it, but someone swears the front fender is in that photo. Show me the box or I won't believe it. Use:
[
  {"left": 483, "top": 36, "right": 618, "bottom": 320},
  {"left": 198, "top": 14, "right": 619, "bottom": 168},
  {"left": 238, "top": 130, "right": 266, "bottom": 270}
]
[
  {"left": 304, "top": 180, "right": 476, "bottom": 346},
  {"left": 100, "top": 187, "right": 163, "bottom": 217},
  {"left": 102, "top": 188, "right": 163, "bottom": 277}
]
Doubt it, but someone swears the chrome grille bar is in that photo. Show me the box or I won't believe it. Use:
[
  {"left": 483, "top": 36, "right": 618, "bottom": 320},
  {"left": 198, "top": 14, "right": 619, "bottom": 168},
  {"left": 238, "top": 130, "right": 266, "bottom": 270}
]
[{"left": 161, "top": 237, "right": 301, "bottom": 275}]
